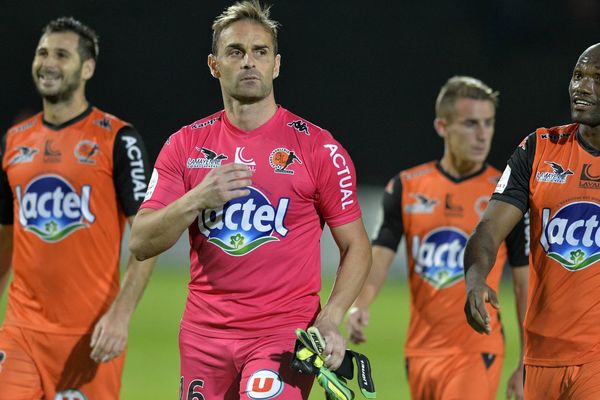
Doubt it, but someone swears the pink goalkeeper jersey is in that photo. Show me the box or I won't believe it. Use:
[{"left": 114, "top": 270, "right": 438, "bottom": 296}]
[{"left": 142, "top": 106, "right": 361, "bottom": 337}]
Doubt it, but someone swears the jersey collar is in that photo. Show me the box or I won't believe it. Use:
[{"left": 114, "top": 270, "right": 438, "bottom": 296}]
[{"left": 42, "top": 105, "right": 93, "bottom": 131}]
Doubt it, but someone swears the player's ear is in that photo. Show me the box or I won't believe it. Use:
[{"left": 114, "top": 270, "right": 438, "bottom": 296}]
[
  {"left": 434, "top": 118, "right": 447, "bottom": 138},
  {"left": 208, "top": 54, "right": 220, "bottom": 79},
  {"left": 273, "top": 54, "right": 281, "bottom": 79},
  {"left": 81, "top": 58, "right": 95, "bottom": 81}
]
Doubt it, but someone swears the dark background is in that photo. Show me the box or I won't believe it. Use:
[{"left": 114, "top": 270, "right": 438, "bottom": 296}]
[{"left": 2, "top": 0, "right": 598, "bottom": 185}]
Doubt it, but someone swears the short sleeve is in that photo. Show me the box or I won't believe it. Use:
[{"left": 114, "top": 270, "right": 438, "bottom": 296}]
[
  {"left": 491, "top": 133, "right": 536, "bottom": 214},
  {"left": 371, "top": 175, "right": 404, "bottom": 251},
  {"left": 313, "top": 132, "right": 361, "bottom": 227},
  {"left": 140, "top": 130, "right": 187, "bottom": 210}
]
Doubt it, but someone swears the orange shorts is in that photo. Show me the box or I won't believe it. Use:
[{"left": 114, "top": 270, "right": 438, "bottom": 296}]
[
  {"left": 406, "top": 352, "right": 503, "bottom": 400},
  {"left": 0, "top": 325, "right": 125, "bottom": 400},
  {"left": 524, "top": 359, "right": 600, "bottom": 400}
]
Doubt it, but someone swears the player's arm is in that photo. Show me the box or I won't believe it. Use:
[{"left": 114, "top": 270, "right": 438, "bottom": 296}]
[
  {"left": 89, "top": 127, "right": 157, "bottom": 363},
  {"left": 347, "top": 176, "right": 403, "bottom": 344},
  {"left": 314, "top": 218, "right": 371, "bottom": 371},
  {"left": 129, "top": 163, "right": 252, "bottom": 260},
  {"left": 0, "top": 133, "right": 13, "bottom": 299},
  {"left": 465, "top": 133, "right": 534, "bottom": 335}
]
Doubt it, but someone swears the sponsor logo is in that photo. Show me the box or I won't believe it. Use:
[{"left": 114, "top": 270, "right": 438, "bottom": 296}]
[
  {"left": 191, "top": 117, "right": 220, "bottom": 129},
  {"left": 144, "top": 168, "right": 158, "bottom": 201},
  {"left": 9, "top": 120, "right": 36, "bottom": 133},
  {"left": 541, "top": 132, "right": 571, "bottom": 141},
  {"left": 495, "top": 165, "right": 511, "bottom": 193},
  {"left": 580, "top": 163, "right": 600, "bottom": 189},
  {"left": 269, "top": 148, "right": 302, "bottom": 174},
  {"left": 474, "top": 195, "right": 490, "bottom": 217},
  {"left": 8, "top": 146, "right": 38, "bottom": 165},
  {"left": 287, "top": 120, "right": 310, "bottom": 136},
  {"left": 198, "top": 187, "right": 289, "bottom": 256},
  {"left": 402, "top": 167, "right": 432, "bottom": 181},
  {"left": 412, "top": 227, "right": 468, "bottom": 288},
  {"left": 187, "top": 147, "right": 227, "bottom": 169},
  {"left": 246, "top": 370, "right": 284, "bottom": 399},
  {"left": 405, "top": 194, "right": 438, "bottom": 214},
  {"left": 536, "top": 161, "right": 574, "bottom": 184},
  {"left": 540, "top": 202, "right": 600, "bottom": 271},
  {"left": 44, "top": 139, "right": 61, "bottom": 163},
  {"left": 93, "top": 118, "right": 111, "bottom": 130},
  {"left": 74, "top": 140, "right": 99, "bottom": 164},
  {"left": 121, "top": 136, "right": 148, "bottom": 200},
  {"left": 444, "top": 193, "right": 463, "bottom": 215},
  {"left": 15, "top": 175, "right": 95, "bottom": 242},
  {"left": 323, "top": 144, "right": 354, "bottom": 210},
  {"left": 234, "top": 146, "right": 256, "bottom": 171},
  {"left": 54, "top": 389, "right": 87, "bottom": 400}
]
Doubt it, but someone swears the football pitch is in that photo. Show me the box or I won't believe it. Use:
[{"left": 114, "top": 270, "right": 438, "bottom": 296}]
[{"left": 0, "top": 267, "right": 521, "bottom": 399}]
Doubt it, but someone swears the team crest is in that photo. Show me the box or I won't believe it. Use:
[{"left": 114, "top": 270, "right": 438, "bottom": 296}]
[
  {"left": 54, "top": 389, "right": 87, "bottom": 400},
  {"left": 536, "top": 161, "right": 573, "bottom": 184},
  {"left": 269, "top": 148, "right": 302, "bottom": 174},
  {"left": 74, "top": 140, "right": 99, "bottom": 164},
  {"left": 198, "top": 187, "right": 289, "bottom": 256},
  {"left": 287, "top": 120, "right": 310, "bottom": 136},
  {"left": 405, "top": 194, "right": 438, "bottom": 214},
  {"left": 412, "top": 227, "right": 468, "bottom": 289},
  {"left": 8, "top": 146, "right": 38, "bottom": 165},
  {"left": 246, "top": 370, "right": 284, "bottom": 399},
  {"left": 541, "top": 202, "right": 600, "bottom": 271},
  {"left": 187, "top": 147, "right": 227, "bottom": 169}
]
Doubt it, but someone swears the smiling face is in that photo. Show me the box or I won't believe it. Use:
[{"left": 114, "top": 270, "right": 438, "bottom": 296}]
[
  {"left": 208, "top": 19, "right": 280, "bottom": 104},
  {"left": 569, "top": 44, "right": 600, "bottom": 128},
  {"left": 31, "top": 31, "right": 94, "bottom": 104},
  {"left": 436, "top": 98, "right": 496, "bottom": 169}
]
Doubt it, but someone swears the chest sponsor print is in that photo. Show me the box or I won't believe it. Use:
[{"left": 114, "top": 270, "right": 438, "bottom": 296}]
[
  {"left": 8, "top": 146, "right": 38, "bottom": 165},
  {"left": 412, "top": 227, "right": 468, "bottom": 288},
  {"left": 187, "top": 147, "right": 227, "bottom": 169},
  {"left": 405, "top": 193, "right": 438, "bottom": 214},
  {"left": 536, "top": 161, "right": 574, "bottom": 184},
  {"left": 15, "top": 175, "right": 95, "bottom": 242},
  {"left": 198, "top": 186, "right": 289, "bottom": 256},
  {"left": 540, "top": 202, "right": 600, "bottom": 271}
]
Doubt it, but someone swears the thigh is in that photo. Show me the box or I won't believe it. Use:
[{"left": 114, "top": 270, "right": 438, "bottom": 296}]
[
  {"left": 0, "top": 326, "right": 44, "bottom": 400},
  {"left": 570, "top": 359, "right": 600, "bottom": 400},
  {"left": 179, "top": 327, "right": 240, "bottom": 400},
  {"left": 29, "top": 330, "right": 125, "bottom": 399},
  {"left": 239, "top": 334, "right": 313, "bottom": 400},
  {"left": 406, "top": 356, "right": 440, "bottom": 400},
  {"left": 442, "top": 353, "right": 503, "bottom": 400},
  {"left": 523, "top": 365, "right": 565, "bottom": 400}
]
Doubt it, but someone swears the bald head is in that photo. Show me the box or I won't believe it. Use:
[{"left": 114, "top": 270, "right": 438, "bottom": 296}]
[{"left": 569, "top": 43, "right": 600, "bottom": 127}]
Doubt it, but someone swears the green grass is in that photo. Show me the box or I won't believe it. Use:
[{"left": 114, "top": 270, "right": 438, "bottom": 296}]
[{"left": 0, "top": 267, "right": 522, "bottom": 399}]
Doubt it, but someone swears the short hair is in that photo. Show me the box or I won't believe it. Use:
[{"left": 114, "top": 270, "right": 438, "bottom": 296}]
[
  {"left": 42, "top": 17, "right": 99, "bottom": 62},
  {"left": 212, "top": 0, "right": 280, "bottom": 55},
  {"left": 435, "top": 76, "right": 499, "bottom": 121}
]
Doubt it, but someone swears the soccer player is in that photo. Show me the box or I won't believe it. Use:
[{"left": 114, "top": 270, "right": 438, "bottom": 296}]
[
  {"left": 0, "top": 17, "right": 155, "bottom": 399},
  {"left": 128, "top": 1, "right": 371, "bottom": 399},
  {"left": 464, "top": 43, "right": 600, "bottom": 399},
  {"left": 347, "top": 76, "right": 529, "bottom": 400}
]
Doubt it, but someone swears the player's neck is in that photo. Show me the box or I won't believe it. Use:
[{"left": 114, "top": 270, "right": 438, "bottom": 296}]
[
  {"left": 578, "top": 124, "right": 600, "bottom": 151},
  {"left": 440, "top": 155, "right": 483, "bottom": 179},
  {"left": 223, "top": 95, "right": 278, "bottom": 132},
  {"left": 42, "top": 93, "right": 89, "bottom": 126}
]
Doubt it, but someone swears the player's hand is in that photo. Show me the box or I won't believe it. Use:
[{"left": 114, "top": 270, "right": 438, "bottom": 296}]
[
  {"left": 346, "top": 306, "right": 369, "bottom": 344},
  {"left": 506, "top": 364, "right": 524, "bottom": 400},
  {"left": 464, "top": 281, "right": 499, "bottom": 335},
  {"left": 90, "top": 307, "right": 129, "bottom": 363},
  {"left": 312, "top": 316, "right": 346, "bottom": 371},
  {"left": 190, "top": 163, "right": 252, "bottom": 210}
]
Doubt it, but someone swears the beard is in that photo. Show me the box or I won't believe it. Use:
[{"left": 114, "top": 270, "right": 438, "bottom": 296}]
[{"left": 35, "top": 67, "right": 82, "bottom": 104}]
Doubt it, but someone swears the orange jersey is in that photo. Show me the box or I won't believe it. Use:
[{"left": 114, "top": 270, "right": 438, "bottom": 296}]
[
  {"left": 494, "top": 124, "right": 600, "bottom": 366},
  {"left": 374, "top": 162, "right": 528, "bottom": 356},
  {"left": 1, "top": 107, "right": 141, "bottom": 334}
]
